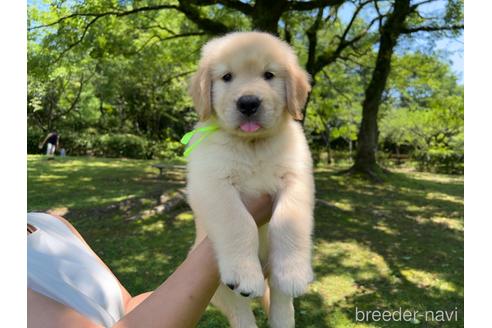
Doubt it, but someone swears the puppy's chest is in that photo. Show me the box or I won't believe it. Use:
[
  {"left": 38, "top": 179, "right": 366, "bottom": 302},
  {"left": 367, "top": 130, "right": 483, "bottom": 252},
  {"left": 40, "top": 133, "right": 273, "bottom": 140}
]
[{"left": 228, "top": 158, "right": 284, "bottom": 194}]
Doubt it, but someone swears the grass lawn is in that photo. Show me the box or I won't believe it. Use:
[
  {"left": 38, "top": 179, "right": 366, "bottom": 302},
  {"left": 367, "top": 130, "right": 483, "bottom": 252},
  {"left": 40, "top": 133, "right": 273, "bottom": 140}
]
[{"left": 28, "top": 155, "right": 464, "bottom": 327}]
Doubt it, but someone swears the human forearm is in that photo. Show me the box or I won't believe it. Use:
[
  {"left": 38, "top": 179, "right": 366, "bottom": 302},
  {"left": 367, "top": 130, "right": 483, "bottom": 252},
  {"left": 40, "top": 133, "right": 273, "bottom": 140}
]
[
  {"left": 38, "top": 137, "right": 47, "bottom": 148},
  {"left": 114, "top": 237, "right": 219, "bottom": 328},
  {"left": 114, "top": 195, "right": 273, "bottom": 328}
]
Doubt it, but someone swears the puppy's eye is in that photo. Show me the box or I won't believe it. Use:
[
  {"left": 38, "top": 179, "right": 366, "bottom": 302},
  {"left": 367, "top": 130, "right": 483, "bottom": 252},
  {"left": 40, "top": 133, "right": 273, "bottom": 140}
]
[
  {"left": 222, "top": 73, "right": 233, "bottom": 82},
  {"left": 263, "top": 71, "right": 275, "bottom": 80}
]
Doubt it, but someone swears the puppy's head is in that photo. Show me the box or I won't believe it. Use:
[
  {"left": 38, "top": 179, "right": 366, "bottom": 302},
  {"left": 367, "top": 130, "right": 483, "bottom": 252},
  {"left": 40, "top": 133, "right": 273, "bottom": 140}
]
[{"left": 189, "top": 32, "right": 311, "bottom": 137}]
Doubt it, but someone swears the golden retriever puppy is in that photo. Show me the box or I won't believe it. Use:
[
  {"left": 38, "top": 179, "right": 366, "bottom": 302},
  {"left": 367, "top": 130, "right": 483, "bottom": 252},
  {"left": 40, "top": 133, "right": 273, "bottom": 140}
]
[{"left": 186, "top": 31, "right": 314, "bottom": 328}]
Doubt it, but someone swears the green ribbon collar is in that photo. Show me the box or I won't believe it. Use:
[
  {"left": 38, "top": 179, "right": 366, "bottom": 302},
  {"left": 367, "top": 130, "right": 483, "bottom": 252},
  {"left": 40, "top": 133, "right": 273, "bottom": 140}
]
[{"left": 180, "top": 122, "right": 220, "bottom": 157}]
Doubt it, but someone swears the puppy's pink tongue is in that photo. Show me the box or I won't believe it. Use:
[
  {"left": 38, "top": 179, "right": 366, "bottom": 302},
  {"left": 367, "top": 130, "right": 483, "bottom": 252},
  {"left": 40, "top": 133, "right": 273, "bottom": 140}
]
[{"left": 240, "top": 122, "right": 261, "bottom": 132}]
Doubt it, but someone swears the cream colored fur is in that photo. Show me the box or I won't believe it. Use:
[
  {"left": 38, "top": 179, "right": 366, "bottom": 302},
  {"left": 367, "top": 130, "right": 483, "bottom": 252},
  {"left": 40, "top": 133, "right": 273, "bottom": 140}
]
[{"left": 186, "top": 32, "right": 314, "bottom": 328}]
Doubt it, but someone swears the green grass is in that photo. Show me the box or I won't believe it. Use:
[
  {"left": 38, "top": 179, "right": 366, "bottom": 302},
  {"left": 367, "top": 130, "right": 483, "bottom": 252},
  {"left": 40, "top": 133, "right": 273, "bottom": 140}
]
[{"left": 28, "top": 155, "right": 464, "bottom": 327}]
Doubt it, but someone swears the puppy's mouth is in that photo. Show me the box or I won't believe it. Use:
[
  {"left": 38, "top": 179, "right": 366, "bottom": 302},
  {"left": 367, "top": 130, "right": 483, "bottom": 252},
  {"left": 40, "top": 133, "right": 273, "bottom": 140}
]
[{"left": 239, "top": 121, "right": 262, "bottom": 133}]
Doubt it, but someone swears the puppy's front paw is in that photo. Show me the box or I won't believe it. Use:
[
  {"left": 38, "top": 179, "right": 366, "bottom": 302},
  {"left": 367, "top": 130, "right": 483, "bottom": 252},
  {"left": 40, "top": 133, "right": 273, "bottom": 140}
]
[
  {"left": 219, "top": 258, "right": 265, "bottom": 298},
  {"left": 270, "top": 256, "right": 313, "bottom": 297}
]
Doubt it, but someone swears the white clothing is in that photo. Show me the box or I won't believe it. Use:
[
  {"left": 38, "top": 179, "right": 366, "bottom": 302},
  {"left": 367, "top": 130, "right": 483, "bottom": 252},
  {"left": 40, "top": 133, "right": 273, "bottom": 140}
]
[
  {"left": 27, "top": 213, "right": 125, "bottom": 327},
  {"left": 46, "top": 143, "right": 56, "bottom": 155}
]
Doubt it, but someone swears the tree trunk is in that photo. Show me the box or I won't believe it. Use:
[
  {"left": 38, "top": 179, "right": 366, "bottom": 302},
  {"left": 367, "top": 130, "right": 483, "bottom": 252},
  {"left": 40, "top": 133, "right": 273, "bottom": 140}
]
[
  {"left": 396, "top": 144, "right": 401, "bottom": 165},
  {"left": 326, "top": 131, "right": 333, "bottom": 165},
  {"left": 348, "top": 139, "right": 353, "bottom": 161},
  {"left": 250, "top": 1, "right": 285, "bottom": 35},
  {"left": 351, "top": 0, "right": 411, "bottom": 178},
  {"left": 321, "top": 125, "right": 333, "bottom": 165}
]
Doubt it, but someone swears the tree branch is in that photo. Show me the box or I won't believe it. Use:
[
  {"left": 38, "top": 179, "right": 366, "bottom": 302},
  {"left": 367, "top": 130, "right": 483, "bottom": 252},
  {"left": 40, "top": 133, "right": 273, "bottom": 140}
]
[
  {"left": 373, "top": 0, "right": 383, "bottom": 31},
  {"left": 305, "top": 8, "right": 325, "bottom": 76},
  {"left": 52, "top": 73, "right": 94, "bottom": 121},
  {"left": 177, "top": 0, "right": 231, "bottom": 35},
  {"left": 138, "top": 23, "right": 177, "bottom": 35},
  {"left": 401, "top": 24, "right": 463, "bottom": 34},
  {"left": 184, "top": 0, "right": 254, "bottom": 15},
  {"left": 284, "top": 22, "right": 293, "bottom": 44},
  {"left": 125, "top": 32, "right": 205, "bottom": 55},
  {"left": 322, "top": 70, "right": 353, "bottom": 102},
  {"left": 52, "top": 15, "right": 100, "bottom": 63},
  {"left": 161, "top": 70, "right": 196, "bottom": 85},
  {"left": 288, "top": 0, "right": 346, "bottom": 11},
  {"left": 339, "top": 0, "right": 371, "bottom": 42},
  {"left": 155, "top": 31, "right": 206, "bottom": 42},
  {"left": 313, "top": 0, "right": 375, "bottom": 74},
  {"left": 410, "top": 0, "right": 440, "bottom": 10}
]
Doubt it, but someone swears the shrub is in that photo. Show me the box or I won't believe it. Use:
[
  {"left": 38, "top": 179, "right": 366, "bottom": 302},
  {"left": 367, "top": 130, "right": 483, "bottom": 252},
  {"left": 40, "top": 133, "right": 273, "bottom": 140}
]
[
  {"left": 27, "top": 127, "right": 185, "bottom": 160},
  {"left": 27, "top": 128, "right": 45, "bottom": 154},
  {"left": 94, "top": 133, "right": 148, "bottom": 159},
  {"left": 148, "top": 138, "right": 184, "bottom": 160},
  {"left": 59, "top": 130, "right": 99, "bottom": 156},
  {"left": 411, "top": 131, "right": 464, "bottom": 174},
  {"left": 414, "top": 147, "right": 463, "bottom": 174}
]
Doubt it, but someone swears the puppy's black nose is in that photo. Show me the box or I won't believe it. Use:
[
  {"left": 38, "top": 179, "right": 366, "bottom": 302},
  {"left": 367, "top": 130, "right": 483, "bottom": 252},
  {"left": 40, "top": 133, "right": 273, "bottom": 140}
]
[{"left": 237, "top": 95, "right": 261, "bottom": 116}]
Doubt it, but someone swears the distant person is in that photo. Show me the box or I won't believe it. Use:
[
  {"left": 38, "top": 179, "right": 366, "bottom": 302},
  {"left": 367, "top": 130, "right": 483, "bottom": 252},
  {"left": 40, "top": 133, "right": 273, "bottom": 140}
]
[{"left": 39, "top": 131, "right": 59, "bottom": 156}]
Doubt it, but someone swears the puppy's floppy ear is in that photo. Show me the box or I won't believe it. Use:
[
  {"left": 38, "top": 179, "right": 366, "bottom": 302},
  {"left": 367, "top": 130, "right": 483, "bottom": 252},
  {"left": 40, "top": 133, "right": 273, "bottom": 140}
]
[
  {"left": 285, "top": 63, "right": 311, "bottom": 121},
  {"left": 189, "top": 61, "right": 212, "bottom": 121}
]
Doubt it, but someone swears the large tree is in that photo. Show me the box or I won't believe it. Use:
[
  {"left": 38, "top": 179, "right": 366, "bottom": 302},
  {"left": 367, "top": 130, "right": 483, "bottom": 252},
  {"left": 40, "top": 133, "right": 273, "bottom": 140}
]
[{"left": 350, "top": 0, "right": 463, "bottom": 178}]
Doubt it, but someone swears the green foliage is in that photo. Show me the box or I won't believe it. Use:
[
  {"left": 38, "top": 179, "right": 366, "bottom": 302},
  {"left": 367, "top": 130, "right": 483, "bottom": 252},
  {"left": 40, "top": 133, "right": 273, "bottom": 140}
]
[
  {"left": 56, "top": 129, "right": 99, "bottom": 156},
  {"left": 95, "top": 133, "right": 149, "bottom": 159},
  {"left": 380, "top": 53, "right": 464, "bottom": 174},
  {"left": 305, "top": 59, "right": 365, "bottom": 163},
  {"left": 28, "top": 0, "right": 204, "bottom": 156},
  {"left": 148, "top": 138, "right": 184, "bottom": 160},
  {"left": 445, "top": 0, "right": 464, "bottom": 28},
  {"left": 27, "top": 127, "right": 45, "bottom": 154}
]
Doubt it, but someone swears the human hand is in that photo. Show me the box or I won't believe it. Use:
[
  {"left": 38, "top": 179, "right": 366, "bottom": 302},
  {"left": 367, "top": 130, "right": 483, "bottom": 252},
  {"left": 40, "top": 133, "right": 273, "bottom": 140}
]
[{"left": 243, "top": 194, "right": 273, "bottom": 227}]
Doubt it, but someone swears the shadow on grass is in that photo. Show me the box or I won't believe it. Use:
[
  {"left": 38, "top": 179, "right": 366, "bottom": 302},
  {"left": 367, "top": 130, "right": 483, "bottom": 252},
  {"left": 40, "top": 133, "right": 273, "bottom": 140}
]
[
  {"left": 28, "top": 155, "right": 186, "bottom": 212},
  {"left": 308, "top": 167, "right": 463, "bottom": 327}
]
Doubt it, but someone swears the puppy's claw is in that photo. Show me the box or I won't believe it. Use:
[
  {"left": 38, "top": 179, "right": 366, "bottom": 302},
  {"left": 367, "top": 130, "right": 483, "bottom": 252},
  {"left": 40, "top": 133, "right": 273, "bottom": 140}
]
[{"left": 219, "top": 258, "right": 265, "bottom": 298}]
